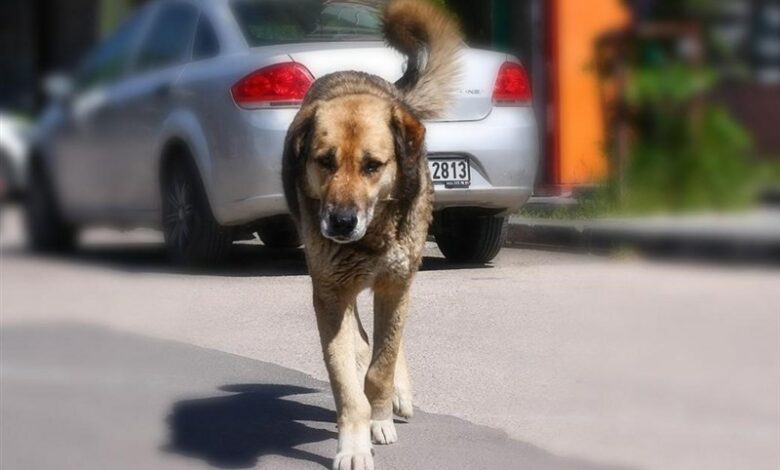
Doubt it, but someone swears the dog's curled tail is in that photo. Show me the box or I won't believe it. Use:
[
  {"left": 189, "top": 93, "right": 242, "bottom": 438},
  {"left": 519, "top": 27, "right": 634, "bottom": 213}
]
[{"left": 383, "top": 0, "right": 462, "bottom": 120}]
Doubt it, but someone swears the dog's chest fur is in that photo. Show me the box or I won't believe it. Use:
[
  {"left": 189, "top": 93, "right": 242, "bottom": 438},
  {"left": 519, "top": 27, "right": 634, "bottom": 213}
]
[{"left": 299, "top": 177, "right": 432, "bottom": 290}]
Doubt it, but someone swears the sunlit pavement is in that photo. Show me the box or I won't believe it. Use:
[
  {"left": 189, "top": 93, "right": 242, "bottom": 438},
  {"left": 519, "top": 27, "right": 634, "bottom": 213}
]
[{"left": 2, "top": 206, "right": 779, "bottom": 470}]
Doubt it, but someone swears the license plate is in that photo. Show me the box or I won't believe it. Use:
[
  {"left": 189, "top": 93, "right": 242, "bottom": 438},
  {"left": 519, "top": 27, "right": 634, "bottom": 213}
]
[{"left": 428, "top": 157, "right": 471, "bottom": 189}]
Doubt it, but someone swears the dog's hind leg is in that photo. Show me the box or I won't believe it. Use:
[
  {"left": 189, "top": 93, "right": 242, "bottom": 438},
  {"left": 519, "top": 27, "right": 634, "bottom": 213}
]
[
  {"left": 353, "top": 303, "right": 371, "bottom": 389},
  {"left": 313, "top": 287, "right": 374, "bottom": 470},
  {"left": 365, "top": 279, "right": 411, "bottom": 445},
  {"left": 393, "top": 340, "right": 414, "bottom": 419}
]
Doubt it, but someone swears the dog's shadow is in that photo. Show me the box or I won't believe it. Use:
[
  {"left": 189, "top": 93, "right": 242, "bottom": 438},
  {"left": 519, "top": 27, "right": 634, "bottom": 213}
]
[{"left": 164, "top": 384, "right": 336, "bottom": 469}]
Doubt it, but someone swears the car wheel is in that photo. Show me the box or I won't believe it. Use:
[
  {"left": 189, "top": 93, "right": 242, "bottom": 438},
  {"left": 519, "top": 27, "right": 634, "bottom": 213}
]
[
  {"left": 162, "top": 158, "right": 232, "bottom": 266},
  {"left": 24, "top": 161, "right": 76, "bottom": 252},
  {"left": 434, "top": 211, "right": 507, "bottom": 264},
  {"left": 256, "top": 215, "right": 302, "bottom": 248}
]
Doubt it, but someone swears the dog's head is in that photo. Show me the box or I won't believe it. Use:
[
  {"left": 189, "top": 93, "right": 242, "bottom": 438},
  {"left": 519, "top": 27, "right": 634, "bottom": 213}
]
[{"left": 286, "top": 94, "right": 425, "bottom": 243}]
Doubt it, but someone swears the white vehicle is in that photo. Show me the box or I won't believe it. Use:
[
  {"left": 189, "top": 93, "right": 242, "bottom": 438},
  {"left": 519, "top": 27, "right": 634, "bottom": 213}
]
[
  {"left": 0, "top": 113, "right": 30, "bottom": 199},
  {"left": 29, "top": 0, "right": 539, "bottom": 264}
]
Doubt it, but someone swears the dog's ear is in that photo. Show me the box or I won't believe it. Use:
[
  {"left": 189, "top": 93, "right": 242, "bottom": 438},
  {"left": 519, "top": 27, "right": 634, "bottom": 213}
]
[
  {"left": 282, "top": 105, "right": 317, "bottom": 219},
  {"left": 391, "top": 105, "right": 426, "bottom": 203}
]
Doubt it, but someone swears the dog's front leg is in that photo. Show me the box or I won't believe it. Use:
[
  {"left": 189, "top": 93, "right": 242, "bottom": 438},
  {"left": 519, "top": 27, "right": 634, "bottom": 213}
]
[
  {"left": 313, "top": 285, "right": 374, "bottom": 470},
  {"left": 393, "top": 339, "right": 414, "bottom": 419},
  {"left": 365, "top": 279, "right": 411, "bottom": 445}
]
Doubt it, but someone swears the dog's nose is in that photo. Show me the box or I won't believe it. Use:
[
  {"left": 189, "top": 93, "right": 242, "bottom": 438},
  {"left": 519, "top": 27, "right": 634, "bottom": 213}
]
[{"left": 329, "top": 209, "right": 358, "bottom": 236}]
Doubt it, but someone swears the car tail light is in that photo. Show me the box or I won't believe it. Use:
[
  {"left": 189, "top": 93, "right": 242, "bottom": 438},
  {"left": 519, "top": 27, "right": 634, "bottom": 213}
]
[
  {"left": 231, "top": 62, "right": 314, "bottom": 108},
  {"left": 493, "top": 62, "right": 532, "bottom": 105}
]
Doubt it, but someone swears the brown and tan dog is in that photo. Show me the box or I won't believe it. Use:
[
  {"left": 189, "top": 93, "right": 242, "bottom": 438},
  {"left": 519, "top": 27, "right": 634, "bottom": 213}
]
[{"left": 282, "top": 1, "right": 461, "bottom": 468}]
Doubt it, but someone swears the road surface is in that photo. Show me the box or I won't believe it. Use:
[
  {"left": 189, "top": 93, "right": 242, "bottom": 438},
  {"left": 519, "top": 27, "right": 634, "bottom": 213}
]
[{"left": 2, "top": 207, "right": 778, "bottom": 470}]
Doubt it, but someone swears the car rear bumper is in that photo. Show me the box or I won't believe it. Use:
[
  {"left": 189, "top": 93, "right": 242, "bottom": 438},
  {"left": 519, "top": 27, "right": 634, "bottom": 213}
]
[
  {"left": 434, "top": 187, "right": 533, "bottom": 214},
  {"left": 426, "top": 106, "right": 538, "bottom": 215},
  {"left": 210, "top": 106, "right": 538, "bottom": 226}
]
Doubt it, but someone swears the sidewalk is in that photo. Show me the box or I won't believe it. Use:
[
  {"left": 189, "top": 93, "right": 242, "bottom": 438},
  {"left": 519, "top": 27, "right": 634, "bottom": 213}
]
[{"left": 506, "top": 208, "right": 780, "bottom": 262}]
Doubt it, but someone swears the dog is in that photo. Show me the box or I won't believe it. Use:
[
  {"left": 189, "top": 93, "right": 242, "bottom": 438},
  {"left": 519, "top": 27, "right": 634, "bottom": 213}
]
[{"left": 282, "top": 1, "right": 461, "bottom": 468}]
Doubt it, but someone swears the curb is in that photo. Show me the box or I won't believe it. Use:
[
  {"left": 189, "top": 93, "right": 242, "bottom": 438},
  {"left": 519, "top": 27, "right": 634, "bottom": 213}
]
[{"left": 504, "top": 217, "right": 780, "bottom": 263}]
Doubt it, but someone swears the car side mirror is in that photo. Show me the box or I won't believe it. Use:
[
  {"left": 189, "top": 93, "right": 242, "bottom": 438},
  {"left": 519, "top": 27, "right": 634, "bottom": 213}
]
[{"left": 43, "top": 73, "right": 75, "bottom": 102}]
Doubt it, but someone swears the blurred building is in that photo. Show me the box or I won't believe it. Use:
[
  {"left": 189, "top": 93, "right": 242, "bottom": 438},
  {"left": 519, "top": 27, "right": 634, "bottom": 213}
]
[
  {"left": 711, "top": 0, "right": 780, "bottom": 159},
  {"left": 469, "top": 0, "right": 779, "bottom": 193},
  {"left": 0, "top": 0, "right": 144, "bottom": 112}
]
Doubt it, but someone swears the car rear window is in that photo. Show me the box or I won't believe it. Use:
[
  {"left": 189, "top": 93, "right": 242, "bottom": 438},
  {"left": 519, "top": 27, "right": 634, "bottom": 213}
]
[{"left": 231, "top": 0, "right": 383, "bottom": 46}]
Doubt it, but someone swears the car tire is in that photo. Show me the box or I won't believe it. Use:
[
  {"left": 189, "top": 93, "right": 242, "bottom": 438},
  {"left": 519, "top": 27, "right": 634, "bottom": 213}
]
[
  {"left": 256, "top": 215, "right": 302, "bottom": 248},
  {"left": 162, "top": 158, "right": 232, "bottom": 266},
  {"left": 0, "top": 150, "right": 13, "bottom": 201},
  {"left": 24, "top": 160, "right": 76, "bottom": 252},
  {"left": 434, "top": 211, "right": 507, "bottom": 264}
]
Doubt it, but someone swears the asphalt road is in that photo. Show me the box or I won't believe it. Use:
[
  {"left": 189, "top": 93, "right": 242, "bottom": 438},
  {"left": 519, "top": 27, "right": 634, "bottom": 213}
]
[{"left": 2, "top": 207, "right": 779, "bottom": 470}]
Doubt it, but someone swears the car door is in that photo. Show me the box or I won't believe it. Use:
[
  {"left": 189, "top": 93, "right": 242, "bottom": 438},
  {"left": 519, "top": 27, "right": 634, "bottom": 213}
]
[
  {"left": 53, "top": 10, "right": 150, "bottom": 217},
  {"left": 111, "top": 1, "right": 200, "bottom": 215}
]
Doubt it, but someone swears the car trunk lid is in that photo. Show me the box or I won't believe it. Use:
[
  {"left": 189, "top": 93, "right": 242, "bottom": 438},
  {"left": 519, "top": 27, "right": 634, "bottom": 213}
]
[{"left": 284, "top": 42, "right": 506, "bottom": 122}]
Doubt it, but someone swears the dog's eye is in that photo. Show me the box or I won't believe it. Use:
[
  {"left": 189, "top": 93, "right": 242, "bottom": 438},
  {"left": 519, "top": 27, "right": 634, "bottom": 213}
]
[
  {"left": 316, "top": 152, "right": 336, "bottom": 172},
  {"left": 363, "top": 159, "right": 385, "bottom": 175}
]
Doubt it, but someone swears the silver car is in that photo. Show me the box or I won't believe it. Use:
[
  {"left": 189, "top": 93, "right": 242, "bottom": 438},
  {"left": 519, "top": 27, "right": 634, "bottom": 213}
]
[
  {"left": 28, "top": 0, "right": 538, "bottom": 264},
  {"left": 0, "top": 113, "right": 31, "bottom": 200}
]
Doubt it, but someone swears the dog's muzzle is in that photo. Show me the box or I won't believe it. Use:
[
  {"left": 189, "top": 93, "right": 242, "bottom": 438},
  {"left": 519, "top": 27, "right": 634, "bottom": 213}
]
[{"left": 321, "top": 206, "right": 368, "bottom": 243}]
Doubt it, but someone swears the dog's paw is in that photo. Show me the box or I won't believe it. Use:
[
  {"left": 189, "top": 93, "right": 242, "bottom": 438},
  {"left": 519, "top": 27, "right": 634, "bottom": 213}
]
[
  {"left": 370, "top": 419, "right": 398, "bottom": 445},
  {"left": 333, "top": 451, "right": 374, "bottom": 470},
  {"left": 393, "top": 386, "right": 414, "bottom": 419},
  {"left": 334, "top": 431, "right": 373, "bottom": 470}
]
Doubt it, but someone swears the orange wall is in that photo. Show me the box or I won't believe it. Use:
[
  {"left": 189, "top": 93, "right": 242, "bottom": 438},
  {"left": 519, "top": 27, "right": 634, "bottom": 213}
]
[{"left": 554, "top": 0, "right": 628, "bottom": 185}]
